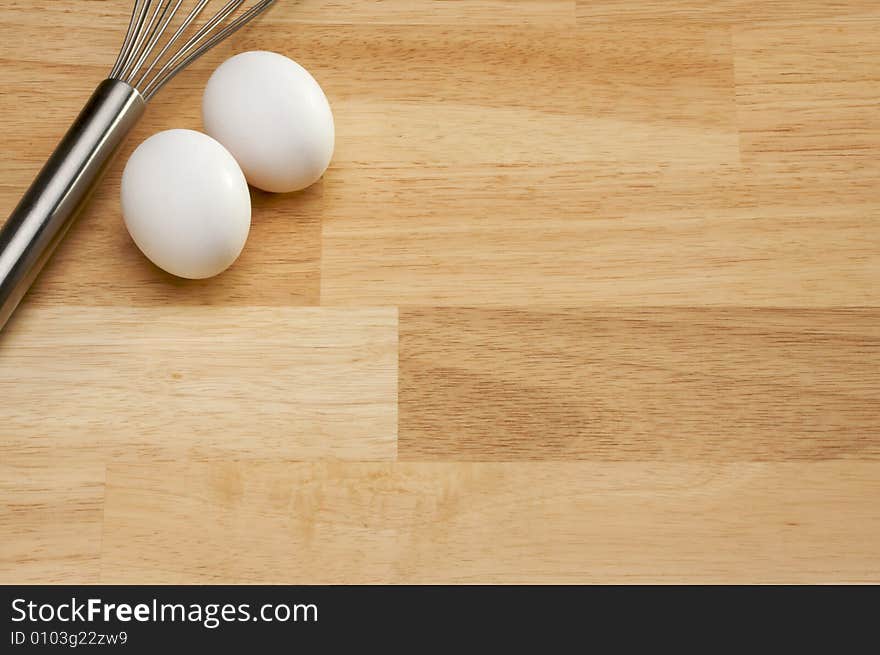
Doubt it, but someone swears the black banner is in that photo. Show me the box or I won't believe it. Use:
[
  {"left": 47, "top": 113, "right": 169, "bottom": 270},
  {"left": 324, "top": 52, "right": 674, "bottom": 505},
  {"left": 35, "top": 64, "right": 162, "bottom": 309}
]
[{"left": 1, "top": 586, "right": 874, "bottom": 650}]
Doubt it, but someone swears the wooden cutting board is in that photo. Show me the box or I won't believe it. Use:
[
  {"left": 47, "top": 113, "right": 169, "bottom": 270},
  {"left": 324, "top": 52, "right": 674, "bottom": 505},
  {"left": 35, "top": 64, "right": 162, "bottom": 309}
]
[{"left": 1, "top": 0, "right": 878, "bottom": 583}]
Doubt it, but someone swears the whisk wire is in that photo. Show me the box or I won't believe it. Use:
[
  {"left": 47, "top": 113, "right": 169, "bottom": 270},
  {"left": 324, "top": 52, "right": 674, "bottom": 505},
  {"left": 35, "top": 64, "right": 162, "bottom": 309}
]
[
  {"left": 119, "top": 1, "right": 154, "bottom": 79},
  {"left": 110, "top": 0, "right": 146, "bottom": 79},
  {"left": 124, "top": 0, "right": 173, "bottom": 81},
  {"left": 127, "top": 1, "right": 184, "bottom": 82},
  {"left": 133, "top": 0, "right": 211, "bottom": 91},
  {"left": 111, "top": 0, "right": 278, "bottom": 101},
  {"left": 141, "top": 0, "right": 246, "bottom": 95}
]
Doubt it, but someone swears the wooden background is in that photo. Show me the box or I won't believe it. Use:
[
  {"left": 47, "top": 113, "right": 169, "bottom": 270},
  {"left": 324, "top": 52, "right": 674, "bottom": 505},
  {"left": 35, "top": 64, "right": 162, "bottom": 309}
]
[{"left": 1, "top": 0, "right": 878, "bottom": 583}]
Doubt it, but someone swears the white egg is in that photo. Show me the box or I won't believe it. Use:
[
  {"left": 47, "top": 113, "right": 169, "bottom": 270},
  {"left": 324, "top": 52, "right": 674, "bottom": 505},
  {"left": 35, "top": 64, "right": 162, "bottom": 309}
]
[
  {"left": 121, "top": 129, "right": 251, "bottom": 279},
  {"left": 202, "top": 51, "right": 335, "bottom": 193}
]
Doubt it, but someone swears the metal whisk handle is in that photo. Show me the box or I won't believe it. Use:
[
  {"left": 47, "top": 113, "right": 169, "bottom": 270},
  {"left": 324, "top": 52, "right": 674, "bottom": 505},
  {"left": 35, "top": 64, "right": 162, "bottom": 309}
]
[{"left": 0, "top": 79, "right": 144, "bottom": 331}]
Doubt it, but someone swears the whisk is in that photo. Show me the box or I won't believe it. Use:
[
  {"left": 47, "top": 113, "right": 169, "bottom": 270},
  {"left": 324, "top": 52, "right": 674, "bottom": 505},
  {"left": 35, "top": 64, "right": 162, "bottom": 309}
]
[{"left": 0, "top": 0, "right": 278, "bottom": 330}]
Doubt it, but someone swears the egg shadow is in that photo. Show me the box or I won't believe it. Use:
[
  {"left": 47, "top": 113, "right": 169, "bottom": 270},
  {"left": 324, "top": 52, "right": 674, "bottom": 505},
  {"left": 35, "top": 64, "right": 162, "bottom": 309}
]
[{"left": 130, "top": 178, "right": 324, "bottom": 305}]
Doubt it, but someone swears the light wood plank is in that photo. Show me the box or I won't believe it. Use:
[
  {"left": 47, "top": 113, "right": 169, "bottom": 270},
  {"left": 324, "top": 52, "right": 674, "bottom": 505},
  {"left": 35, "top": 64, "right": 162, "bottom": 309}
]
[
  {"left": 319, "top": 22, "right": 744, "bottom": 306},
  {"left": 576, "top": 1, "right": 878, "bottom": 23},
  {"left": 288, "top": 0, "right": 579, "bottom": 26},
  {"left": 0, "top": 306, "right": 398, "bottom": 462},
  {"left": 734, "top": 18, "right": 880, "bottom": 168},
  {"left": 101, "top": 461, "right": 880, "bottom": 583},
  {"left": 0, "top": 462, "right": 104, "bottom": 584},
  {"left": 0, "top": 1, "right": 577, "bottom": 29},
  {"left": 321, "top": 164, "right": 880, "bottom": 306}
]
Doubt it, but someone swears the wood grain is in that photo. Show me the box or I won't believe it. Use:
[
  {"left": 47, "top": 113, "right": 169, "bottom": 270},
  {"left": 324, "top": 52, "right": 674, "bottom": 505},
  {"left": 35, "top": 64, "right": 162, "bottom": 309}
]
[
  {"left": 576, "top": 1, "right": 876, "bottom": 23},
  {"left": 100, "top": 461, "right": 880, "bottom": 584},
  {"left": 318, "top": 17, "right": 879, "bottom": 306},
  {"left": 399, "top": 308, "right": 880, "bottom": 460},
  {"left": 0, "top": 305, "right": 398, "bottom": 463},
  {"left": 1, "top": 1, "right": 879, "bottom": 583},
  {"left": 0, "top": 461, "right": 105, "bottom": 584},
  {"left": 734, "top": 17, "right": 880, "bottom": 167}
]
